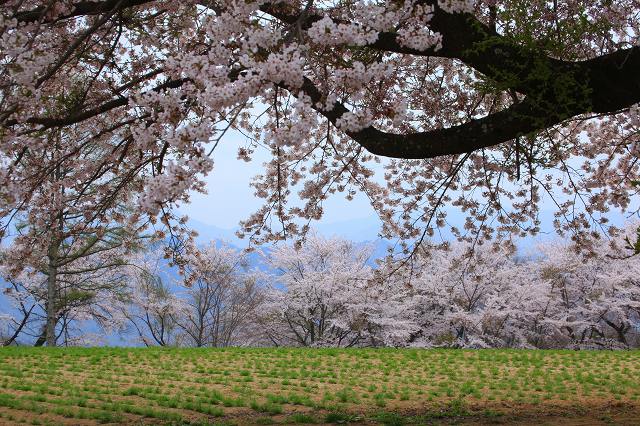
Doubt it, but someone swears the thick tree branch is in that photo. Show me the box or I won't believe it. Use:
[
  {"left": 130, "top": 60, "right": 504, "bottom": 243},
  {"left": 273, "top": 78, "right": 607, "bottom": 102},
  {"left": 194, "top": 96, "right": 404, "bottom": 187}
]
[
  {"left": 14, "top": 0, "right": 153, "bottom": 23},
  {"left": 2, "top": 77, "right": 189, "bottom": 129},
  {"left": 262, "top": 1, "right": 639, "bottom": 158},
  {"left": 286, "top": 77, "right": 569, "bottom": 159}
]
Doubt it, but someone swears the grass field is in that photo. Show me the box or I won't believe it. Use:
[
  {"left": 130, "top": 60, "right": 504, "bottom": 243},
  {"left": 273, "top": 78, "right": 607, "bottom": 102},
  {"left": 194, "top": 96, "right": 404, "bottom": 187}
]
[{"left": 0, "top": 348, "right": 639, "bottom": 425}]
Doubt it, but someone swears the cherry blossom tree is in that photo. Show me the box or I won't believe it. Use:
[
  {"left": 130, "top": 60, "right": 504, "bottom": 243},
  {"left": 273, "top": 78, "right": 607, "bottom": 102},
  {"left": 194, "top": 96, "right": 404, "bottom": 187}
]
[
  {"left": 1, "top": 0, "right": 638, "bottom": 252},
  {"left": 528, "top": 224, "right": 640, "bottom": 348},
  {"left": 175, "top": 242, "right": 264, "bottom": 347},
  {"left": 380, "top": 240, "right": 532, "bottom": 348},
  {"left": 121, "top": 242, "right": 263, "bottom": 347},
  {"left": 0, "top": 127, "right": 149, "bottom": 346},
  {"left": 257, "top": 234, "right": 414, "bottom": 347},
  {"left": 378, "top": 222, "right": 640, "bottom": 349}
]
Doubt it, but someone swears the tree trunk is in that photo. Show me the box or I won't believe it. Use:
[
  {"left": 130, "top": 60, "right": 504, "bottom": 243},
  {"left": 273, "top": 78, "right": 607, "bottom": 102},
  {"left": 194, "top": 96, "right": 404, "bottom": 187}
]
[
  {"left": 45, "top": 244, "right": 59, "bottom": 347},
  {"left": 603, "top": 318, "right": 629, "bottom": 346},
  {"left": 34, "top": 326, "right": 47, "bottom": 347}
]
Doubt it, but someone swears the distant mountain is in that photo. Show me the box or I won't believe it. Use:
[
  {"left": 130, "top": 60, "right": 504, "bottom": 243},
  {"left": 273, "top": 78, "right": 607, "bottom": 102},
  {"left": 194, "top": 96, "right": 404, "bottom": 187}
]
[
  {"left": 188, "top": 218, "right": 244, "bottom": 246},
  {"left": 313, "top": 217, "right": 382, "bottom": 241},
  {"left": 189, "top": 216, "right": 384, "bottom": 243}
]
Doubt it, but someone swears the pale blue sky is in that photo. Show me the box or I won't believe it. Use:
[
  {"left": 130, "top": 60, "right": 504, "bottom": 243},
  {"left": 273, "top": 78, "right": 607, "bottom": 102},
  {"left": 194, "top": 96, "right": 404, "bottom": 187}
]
[{"left": 178, "top": 131, "right": 381, "bottom": 232}]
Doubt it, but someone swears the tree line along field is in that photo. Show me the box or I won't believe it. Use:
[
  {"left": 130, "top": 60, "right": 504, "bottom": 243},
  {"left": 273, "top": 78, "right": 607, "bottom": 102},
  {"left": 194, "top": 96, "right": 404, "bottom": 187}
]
[{"left": 0, "top": 349, "right": 639, "bottom": 426}]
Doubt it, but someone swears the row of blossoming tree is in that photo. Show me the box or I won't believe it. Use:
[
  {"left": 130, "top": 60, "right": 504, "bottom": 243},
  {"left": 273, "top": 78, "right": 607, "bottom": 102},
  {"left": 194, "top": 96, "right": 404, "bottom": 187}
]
[
  {"left": 1, "top": 0, "right": 639, "bottom": 310},
  {"left": 2, "top": 223, "right": 639, "bottom": 348}
]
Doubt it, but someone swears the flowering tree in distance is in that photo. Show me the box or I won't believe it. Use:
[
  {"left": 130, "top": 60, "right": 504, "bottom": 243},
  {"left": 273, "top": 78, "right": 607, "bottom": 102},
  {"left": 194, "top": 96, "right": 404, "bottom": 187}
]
[
  {"left": 122, "top": 243, "right": 263, "bottom": 347},
  {"left": 1, "top": 0, "right": 639, "bottom": 251},
  {"left": 176, "top": 242, "right": 263, "bottom": 347},
  {"left": 258, "top": 234, "right": 415, "bottom": 347},
  {"left": 388, "top": 241, "right": 531, "bottom": 348},
  {"left": 379, "top": 222, "right": 640, "bottom": 349}
]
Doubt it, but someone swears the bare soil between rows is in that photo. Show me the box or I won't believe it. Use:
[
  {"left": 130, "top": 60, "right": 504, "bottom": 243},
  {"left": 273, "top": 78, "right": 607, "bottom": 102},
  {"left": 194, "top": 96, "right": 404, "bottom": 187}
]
[{"left": 135, "top": 400, "right": 640, "bottom": 425}]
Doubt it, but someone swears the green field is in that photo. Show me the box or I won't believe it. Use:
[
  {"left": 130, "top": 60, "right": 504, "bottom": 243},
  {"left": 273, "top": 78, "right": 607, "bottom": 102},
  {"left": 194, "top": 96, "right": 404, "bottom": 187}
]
[{"left": 0, "top": 348, "right": 639, "bottom": 425}]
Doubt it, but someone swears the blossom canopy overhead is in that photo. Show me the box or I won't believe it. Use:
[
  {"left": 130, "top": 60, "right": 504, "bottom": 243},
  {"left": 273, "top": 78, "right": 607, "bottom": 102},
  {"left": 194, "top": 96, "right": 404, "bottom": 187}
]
[{"left": 1, "top": 0, "right": 639, "bottom": 248}]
